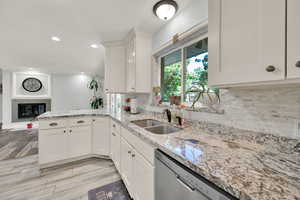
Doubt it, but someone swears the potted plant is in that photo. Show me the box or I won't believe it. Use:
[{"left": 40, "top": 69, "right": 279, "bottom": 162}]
[
  {"left": 89, "top": 77, "right": 103, "bottom": 109},
  {"left": 186, "top": 55, "right": 220, "bottom": 109}
]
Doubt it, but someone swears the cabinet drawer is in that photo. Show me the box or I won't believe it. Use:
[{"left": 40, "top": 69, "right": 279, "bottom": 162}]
[
  {"left": 111, "top": 120, "right": 121, "bottom": 134},
  {"left": 39, "top": 119, "right": 67, "bottom": 130},
  {"left": 69, "top": 117, "right": 92, "bottom": 127},
  {"left": 122, "top": 128, "right": 154, "bottom": 165}
]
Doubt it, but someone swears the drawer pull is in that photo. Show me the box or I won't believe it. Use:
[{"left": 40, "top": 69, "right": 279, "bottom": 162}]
[
  {"left": 49, "top": 122, "right": 58, "bottom": 127},
  {"left": 266, "top": 65, "right": 276, "bottom": 72},
  {"left": 77, "top": 120, "right": 85, "bottom": 124}
]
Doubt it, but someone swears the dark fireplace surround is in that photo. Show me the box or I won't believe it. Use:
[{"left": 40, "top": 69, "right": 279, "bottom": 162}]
[
  {"left": 18, "top": 103, "right": 46, "bottom": 119},
  {"left": 12, "top": 99, "right": 51, "bottom": 122}
]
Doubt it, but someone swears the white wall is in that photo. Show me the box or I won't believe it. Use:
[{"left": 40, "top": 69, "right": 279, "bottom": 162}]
[
  {"left": 2, "top": 71, "right": 12, "bottom": 125},
  {"left": 51, "top": 74, "right": 94, "bottom": 111},
  {"left": 152, "top": 0, "right": 208, "bottom": 52}
]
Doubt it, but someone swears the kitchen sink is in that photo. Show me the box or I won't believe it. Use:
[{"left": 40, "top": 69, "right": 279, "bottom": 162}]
[
  {"left": 131, "top": 119, "right": 163, "bottom": 128},
  {"left": 131, "top": 119, "right": 182, "bottom": 135},
  {"left": 145, "top": 124, "right": 182, "bottom": 135}
]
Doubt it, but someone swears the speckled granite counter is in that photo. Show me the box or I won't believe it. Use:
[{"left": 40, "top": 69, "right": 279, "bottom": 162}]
[{"left": 38, "top": 109, "right": 300, "bottom": 200}]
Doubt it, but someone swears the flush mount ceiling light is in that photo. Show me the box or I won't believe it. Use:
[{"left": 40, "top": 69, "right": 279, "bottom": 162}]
[
  {"left": 90, "top": 44, "right": 99, "bottom": 49},
  {"left": 51, "top": 36, "right": 61, "bottom": 42},
  {"left": 153, "top": 0, "right": 178, "bottom": 21}
]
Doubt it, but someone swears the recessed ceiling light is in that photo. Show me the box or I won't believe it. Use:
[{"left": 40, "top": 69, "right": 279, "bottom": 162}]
[
  {"left": 153, "top": 0, "right": 178, "bottom": 21},
  {"left": 51, "top": 36, "right": 61, "bottom": 42},
  {"left": 90, "top": 44, "right": 99, "bottom": 49}
]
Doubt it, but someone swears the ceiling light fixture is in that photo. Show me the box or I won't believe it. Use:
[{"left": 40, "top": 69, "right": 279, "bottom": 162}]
[
  {"left": 51, "top": 36, "right": 61, "bottom": 42},
  {"left": 90, "top": 44, "right": 99, "bottom": 49},
  {"left": 153, "top": 0, "right": 178, "bottom": 21}
]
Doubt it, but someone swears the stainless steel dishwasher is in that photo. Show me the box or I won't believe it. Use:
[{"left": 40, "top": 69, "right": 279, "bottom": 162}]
[{"left": 155, "top": 150, "right": 238, "bottom": 200}]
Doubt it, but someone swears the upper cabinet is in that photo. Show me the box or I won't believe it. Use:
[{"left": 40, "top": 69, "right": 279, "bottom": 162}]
[
  {"left": 125, "top": 29, "right": 152, "bottom": 93},
  {"left": 287, "top": 0, "right": 300, "bottom": 79},
  {"left": 208, "top": 0, "right": 293, "bottom": 87},
  {"left": 104, "top": 42, "right": 126, "bottom": 93}
]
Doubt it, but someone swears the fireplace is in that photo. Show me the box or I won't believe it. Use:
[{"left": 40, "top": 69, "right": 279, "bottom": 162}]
[{"left": 18, "top": 103, "right": 46, "bottom": 119}]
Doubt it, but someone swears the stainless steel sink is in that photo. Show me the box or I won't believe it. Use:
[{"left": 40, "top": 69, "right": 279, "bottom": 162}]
[
  {"left": 145, "top": 124, "right": 182, "bottom": 135},
  {"left": 131, "top": 119, "right": 182, "bottom": 135},
  {"left": 131, "top": 119, "right": 163, "bottom": 128}
]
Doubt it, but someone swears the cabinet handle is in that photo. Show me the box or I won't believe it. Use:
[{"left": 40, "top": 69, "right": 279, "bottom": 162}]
[
  {"left": 112, "top": 132, "right": 116, "bottom": 136},
  {"left": 296, "top": 61, "right": 300, "bottom": 68},
  {"left": 49, "top": 122, "right": 58, "bottom": 127},
  {"left": 77, "top": 120, "right": 85, "bottom": 124},
  {"left": 266, "top": 65, "right": 276, "bottom": 72}
]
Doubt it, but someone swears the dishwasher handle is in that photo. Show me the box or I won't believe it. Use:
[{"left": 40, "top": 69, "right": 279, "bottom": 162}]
[{"left": 176, "top": 176, "right": 195, "bottom": 192}]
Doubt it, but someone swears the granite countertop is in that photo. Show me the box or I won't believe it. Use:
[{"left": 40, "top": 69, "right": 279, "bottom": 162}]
[{"left": 38, "top": 109, "right": 300, "bottom": 200}]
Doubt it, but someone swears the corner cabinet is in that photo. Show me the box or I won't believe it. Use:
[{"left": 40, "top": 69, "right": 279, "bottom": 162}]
[
  {"left": 208, "top": 0, "right": 300, "bottom": 87},
  {"left": 39, "top": 116, "right": 110, "bottom": 167},
  {"left": 125, "top": 30, "right": 152, "bottom": 93},
  {"left": 104, "top": 42, "right": 126, "bottom": 93}
]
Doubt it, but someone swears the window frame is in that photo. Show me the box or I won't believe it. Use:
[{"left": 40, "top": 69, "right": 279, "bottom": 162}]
[{"left": 159, "top": 34, "right": 208, "bottom": 105}]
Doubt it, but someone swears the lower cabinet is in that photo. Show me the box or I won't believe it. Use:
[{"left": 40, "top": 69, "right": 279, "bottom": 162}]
[
  {"left": 39, "top": 117, "right": 109, "bottom": 166},
  {"left": 69, "top": 125, "right": 92, "bottom": 158},
  {"left": 39, "top": 128, "right": 69, "bottom": 164},
  {"left": 119, "top": 128, "right": 155, "bottom": 200},
  {"left": 132, "top": 151, "right": 154, "bottom": 200},
  {"left": 110, "top": 128, "right": 121, "bottom": 172},
  {"left": 92, "top": 117, "right": 110, "bottom": 155},
  {"left": 121, "top": 138, "right": 134, "bottom": 195}
]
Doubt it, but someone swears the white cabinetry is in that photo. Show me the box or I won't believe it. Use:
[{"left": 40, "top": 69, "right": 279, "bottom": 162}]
[
  {"left": 92, "top": 117, "right": 110, "bottom": 155},
  {"left": 39, "top": 128, "right": 68, "bottom": 164},
  {"left": 69, "top": 126, "right": 91, "bottom": 158},
  {"left": 287, "top": 0, "right": 300, "bottom": 79},
  {"left": 119, "top": 127, "right": 154, "bottom": 200},
  {"left": 209, "top": 0, "right": 286, "bottom": 87},
  {"left": 110, "top": 120, "right": 121, "bottom": 172},
  {"left": 132, "top": 150, "right": 154, "bottom": 200},
  {"left": 120, "top": 138, "right": 134, "bottom": 195},
  {"left": 104, "top": 42, "right": 126, "bottom": 93},
  {"left": 125, "top": 30, "right": 152, "bottom": 93},
  {"left": 39, "top": 117, "right": 109, "bottom": 167}
]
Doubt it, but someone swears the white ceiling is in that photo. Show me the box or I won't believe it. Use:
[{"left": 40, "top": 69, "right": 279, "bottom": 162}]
[{"left": 0, "top": 0, "right": 192, "bottom": 75}]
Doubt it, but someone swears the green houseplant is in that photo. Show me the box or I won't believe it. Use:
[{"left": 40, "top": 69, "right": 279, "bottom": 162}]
[
  {"left": 186, "top": 55, "right": 220, "bottom": 109},
  {"left": 89, "top": 77, "right": 103, "bottom": 109}
]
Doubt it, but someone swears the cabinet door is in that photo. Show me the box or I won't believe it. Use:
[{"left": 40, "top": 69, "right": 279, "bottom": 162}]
[
  {"left": 39, "top": 128, "right": 68, "bottom": 164},
  {"left": 132, "top": 151, "right": 154, "bottom": 200},
  {"left": 68, "top": 126, "right": 92, "bottom": 158},
  {"left": 92, "top": 117, "right": 110, "bottom": 156},
  {"left": 120, "top": 138, "right": 134, "bottom": 195},
  {"left": 126, "top": 38, "right": 136, "bottom": 92},
  {"left": 287, "top": 0, "right": 300, "bottom": 79},
  {"left": 105, "top": 45, "right": 126, "bottom": 93},
  {"left": 110, "top": 130, "right": 121, "bottom": 171},
  {"left": 209, "top": 0, "right": 285, "bottom": 87}
]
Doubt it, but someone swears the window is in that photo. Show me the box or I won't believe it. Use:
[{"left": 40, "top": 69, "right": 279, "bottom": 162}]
[
  {"left": 161, "top": 49, "right": 182, "bottom": 102},
  {"left": 161, "top": 38, "right": 211, "bottom": 105}
]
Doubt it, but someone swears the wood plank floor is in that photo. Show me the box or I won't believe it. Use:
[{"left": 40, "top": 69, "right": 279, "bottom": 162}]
[{"left": 0, "top": 155, "right": 121, "bottom": 200}]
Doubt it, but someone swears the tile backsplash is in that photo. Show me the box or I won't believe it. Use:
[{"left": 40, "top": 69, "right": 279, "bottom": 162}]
[{"left": 146, "top": 85, "right": 300, "bottom": 139}]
